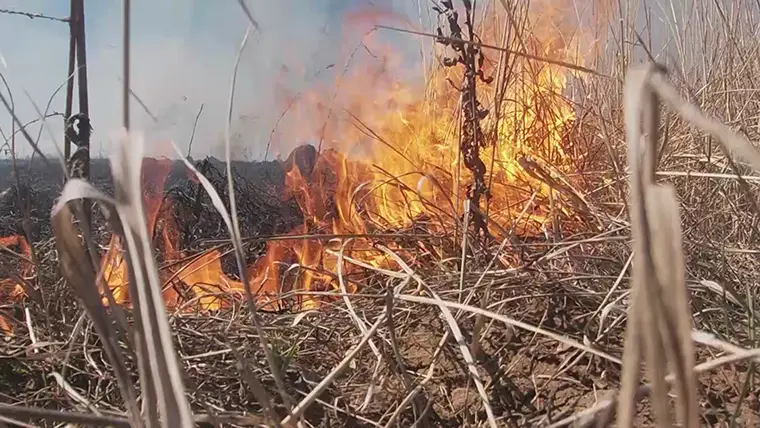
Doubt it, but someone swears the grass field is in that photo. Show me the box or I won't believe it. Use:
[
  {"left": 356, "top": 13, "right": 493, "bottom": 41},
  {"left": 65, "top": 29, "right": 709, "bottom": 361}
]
[{"left": 2, "top": 0, "right": 760, "bottom": 427}]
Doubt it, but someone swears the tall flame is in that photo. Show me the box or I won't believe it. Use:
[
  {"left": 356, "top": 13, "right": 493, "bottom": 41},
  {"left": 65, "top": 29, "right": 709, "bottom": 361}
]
[
  {"left": 101, "top": 158, "right": 181, "bottom": 306},
  {"left": 96, "top": 3, "right": 599, "bottom": 313},
  {"left": 235, "top": 3, "right": 599, "bottom": 309}
]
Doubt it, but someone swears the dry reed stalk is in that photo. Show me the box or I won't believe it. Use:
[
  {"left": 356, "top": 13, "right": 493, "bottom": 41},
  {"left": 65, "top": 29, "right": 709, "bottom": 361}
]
[
  {"left": 616, "top": 61, "right": 699, "bottom": 428},
  {"left": 219, "top": 23, "right": 296, "bottom": 414},
  {"left": 115, "top": 14, "right": 294, "bottom": 424},
  {"left": 50, "top": 198, "right": 142, "bottom": 426},
  {"left": 51, "top": 130, "right": 196, "bottom": 428},
  {"left": 335, "top": 237, "right": 386, "bottom": 412},
  {"left": 378, "top": 245, "right": 499, "bottom": 428},
  {"left": 606, "top": 55, "right": 760, "bottom": 426}
]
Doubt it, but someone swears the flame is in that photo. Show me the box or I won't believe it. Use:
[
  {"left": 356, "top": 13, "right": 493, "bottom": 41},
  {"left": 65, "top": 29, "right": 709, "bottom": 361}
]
[
  {"left": 100, "top": 158, "right": 185, "bottom": 307},
  {"left": 241, "top": 2, "right": 596, "bottom": 310},
  {"left": 273, "top": 14, "right": 585, "bottom": 235},
  {"left": 0, "top": 234, "right": 33, "bottom": 336},
  {"left": 94, "top": 4, "right": 596, "bottom": 314},
  {"left": 177, "top": 3, "right": 596, "bottom": 312},
  {"left": 99, "top": 157, "right": 292, "bottom": 312},
  {"left": 172, "top": 250, "right": 242, "bottom": 311}
]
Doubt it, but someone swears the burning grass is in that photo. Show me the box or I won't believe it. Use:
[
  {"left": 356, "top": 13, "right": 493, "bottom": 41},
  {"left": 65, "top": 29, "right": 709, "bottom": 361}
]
[{"left": 2, "top": 0, "right": 760, "bottom": 427}]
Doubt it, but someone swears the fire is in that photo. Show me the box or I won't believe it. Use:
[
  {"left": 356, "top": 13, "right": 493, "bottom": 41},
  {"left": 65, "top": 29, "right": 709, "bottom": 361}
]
[
  {"left": 99, "top": 158, "right": 240, "bottom": 311},
  {"left": 269, "top": 3, "right": 592, "bottom": 240},
  {"left": 18, "top": 3, "right": 596, "bottom": 316},
  {"left": 101, "top": 158, "right": 173, "bottom": 305},
  {"left": 96, "top": 3, "right": 591, "bottom": 313},
  {"left": 227, "top": 3, "right": 596, "bottom": 309},
  {"left": 98, "top": 157, "right": 308, "bottom": 312},
  {"left": 256, "top": 3, "right": 593, "bottom": 272},
  {"left": 0, "top": 234, "right": 33, "bottom": 336},
  {"left": 170, "top": 250, "right": 243, "bottom": 311}
]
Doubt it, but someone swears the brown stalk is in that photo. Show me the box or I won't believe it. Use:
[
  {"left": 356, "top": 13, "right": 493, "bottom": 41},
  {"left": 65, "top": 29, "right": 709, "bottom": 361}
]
[
  {"left": 63, "top": 0, "right": 75, "bottom": 165},
  {"left": 50, "top": 197, "right": 142, "bottom": 427}
]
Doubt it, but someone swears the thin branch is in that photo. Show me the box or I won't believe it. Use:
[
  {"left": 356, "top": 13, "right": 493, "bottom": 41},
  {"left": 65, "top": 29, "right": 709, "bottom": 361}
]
[
  {"left": 375, "top": 24, "right": 610, "bottom": 78},
  {"left": 122, "top": 0, "right": 131, "bottom": 130},
  {"left": 187, "top": 103, "right": 204, "bottom": 158},
  {"left": 0, "top": 8, "right": 68, "bottom": 23}
]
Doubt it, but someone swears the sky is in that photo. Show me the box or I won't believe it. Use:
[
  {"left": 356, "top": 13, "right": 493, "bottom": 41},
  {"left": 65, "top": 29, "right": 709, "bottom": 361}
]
[
  {"left": 0, "top": 0, "right": 737, "bottom": 162},
  {"left": 0, "top": 0, "right": 426, "bottom": 160}
]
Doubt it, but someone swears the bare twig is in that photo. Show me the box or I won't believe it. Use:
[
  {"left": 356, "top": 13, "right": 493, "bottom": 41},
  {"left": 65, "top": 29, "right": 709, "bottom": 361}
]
[
  {"left": 281, "top": 311, "right": 387, "bottom": 426},
  {"left": 187, "top": 103, "right": 204, "bottom": 158},
  {"left": 122, "top": 0, "right": 130, "bottom": 130},
  {"left": 0, "top": 8, "right": 68, "bottom": 22},
  {"left": 375, "top": 25, "right": 610, "bottom": 77}
]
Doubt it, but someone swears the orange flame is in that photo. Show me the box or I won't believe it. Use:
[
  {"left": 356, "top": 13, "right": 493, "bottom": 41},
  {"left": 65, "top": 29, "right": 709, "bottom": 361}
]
[
  {"left": 0, "top": 234, "right": 33, "bottom": 336},
  {"left": 239, "top": 3, "right": 598, "bottom": 309},
  {"left": 96, "top": 3, "right": 597, "bottom": 314},
  {"left": 99, "top": 157, "right": 294, "bottom": 312},
  {"left": 100, "top": 157, "right": 180, "bottom": 306}
]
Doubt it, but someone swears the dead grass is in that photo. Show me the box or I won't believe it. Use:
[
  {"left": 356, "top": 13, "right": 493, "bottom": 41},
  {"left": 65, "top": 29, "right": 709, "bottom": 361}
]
[{"left": 1, "top": 0, "right": 760, "bottom": 427}]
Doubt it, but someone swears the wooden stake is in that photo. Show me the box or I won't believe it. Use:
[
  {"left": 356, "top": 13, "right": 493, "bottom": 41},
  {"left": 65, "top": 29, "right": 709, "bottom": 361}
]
[
  {"left": 74, "top": 0, "right": 89, "bottom": 170},
  {"left": 63, "top": 0, "right": 76, "bottom": 169},
  {"left": 122, "top": 0, "right": 130, "bottom": 130},
  {"left": 73, "top": 0, "right": 91, "bottom": 231}
]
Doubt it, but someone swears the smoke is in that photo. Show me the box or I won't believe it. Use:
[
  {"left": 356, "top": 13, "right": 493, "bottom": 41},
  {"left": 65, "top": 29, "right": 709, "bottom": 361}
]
[
  {"left": 0, "top": 0, "right": 423, "bottom": 160},
  {"left": 3, "top": 0, "right": 717, "bottom": 162}
]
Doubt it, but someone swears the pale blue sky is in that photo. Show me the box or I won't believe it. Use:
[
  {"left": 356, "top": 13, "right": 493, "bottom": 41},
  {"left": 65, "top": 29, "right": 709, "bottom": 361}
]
[
  {"left": 0, "top": 0, "right": 425, "bottom": 160},
  {"left": 0, "top": 0, "right": 730, "bottom": 161}
]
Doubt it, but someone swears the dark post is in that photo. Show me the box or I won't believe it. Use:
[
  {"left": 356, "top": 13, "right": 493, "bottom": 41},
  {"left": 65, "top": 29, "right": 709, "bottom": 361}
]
[
  {"left": 72, "top": 0, "right": 91, "bottom": 231},
  {"left": 63, "top": 0, "right": 76, "bottom": 168},
  {"left": 122, "top": 0, "right": 130, "bottom": 130},
  {"left": 435, "top": 0, "right": 493, "bottom": 240},
  {"left": 74, "top": 0, "right": 89, "bottom": 177}
]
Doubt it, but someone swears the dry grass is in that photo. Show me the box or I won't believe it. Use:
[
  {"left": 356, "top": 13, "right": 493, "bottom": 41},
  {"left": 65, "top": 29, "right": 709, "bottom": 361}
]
[{"left": 2, "top": 0, "right": 760, "bottom": 427}]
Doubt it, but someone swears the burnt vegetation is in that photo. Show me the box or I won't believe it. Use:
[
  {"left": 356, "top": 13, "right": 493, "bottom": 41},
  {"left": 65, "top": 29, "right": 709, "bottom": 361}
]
[
  {"left": 1, "top": 0, "right": 760, "bottom": 427},
  {"left": 435, "top": 0, "right": 494, "bottom": 239}
]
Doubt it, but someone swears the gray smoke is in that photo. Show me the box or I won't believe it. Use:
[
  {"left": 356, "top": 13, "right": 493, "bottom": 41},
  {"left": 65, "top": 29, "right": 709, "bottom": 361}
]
[{"left": 0, "top": 0, "right": 423, "bottom": 160}]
